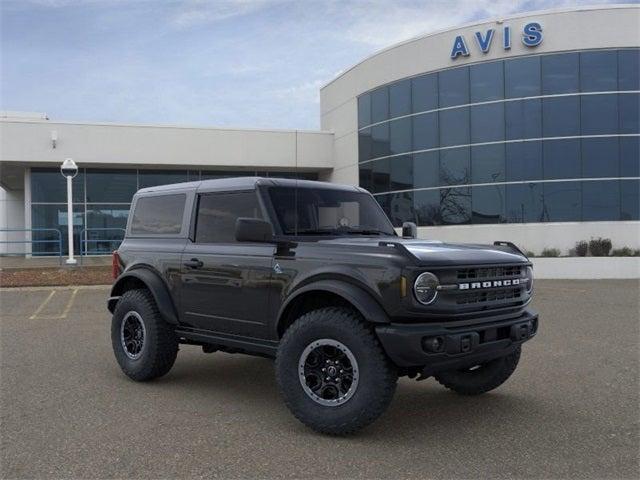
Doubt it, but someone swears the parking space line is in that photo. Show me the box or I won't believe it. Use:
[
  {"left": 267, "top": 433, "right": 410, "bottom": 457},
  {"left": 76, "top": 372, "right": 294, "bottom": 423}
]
[
  {"left": 34, "top": 288, "right": 79, "bottom": 320},
  {"left": 29, "top": 290, "right": 56, "bottom": 320}
]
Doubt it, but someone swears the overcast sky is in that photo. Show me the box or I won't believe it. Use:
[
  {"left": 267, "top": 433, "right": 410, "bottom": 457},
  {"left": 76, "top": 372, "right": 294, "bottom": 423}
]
[{"left": 0, "top": 0, "right": 630, "bottom": 130}]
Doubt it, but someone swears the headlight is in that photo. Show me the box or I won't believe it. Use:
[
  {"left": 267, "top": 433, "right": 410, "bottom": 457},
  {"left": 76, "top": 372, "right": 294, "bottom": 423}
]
[
  {"left": 525, "top": 266, "right": 534, "bottom": 293},
  {"left": 414, "top": 272, "right": 439, "bottom": 305}
]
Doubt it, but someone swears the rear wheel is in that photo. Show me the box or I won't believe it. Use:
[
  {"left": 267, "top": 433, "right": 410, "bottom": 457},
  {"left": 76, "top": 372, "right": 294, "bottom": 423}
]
[
  {"left": 276, "top": 307, "right": 397, "bottom": 435},
  {"left": 111, "top": 289, "right": 179, "bottom": 381},
  {"left": 434, "top": 347, "right": 521, "bottom": 395}
]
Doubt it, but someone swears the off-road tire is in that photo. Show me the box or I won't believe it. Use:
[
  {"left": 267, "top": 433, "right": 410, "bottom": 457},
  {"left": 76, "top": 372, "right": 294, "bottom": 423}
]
[
  {"left": 111, "top": 289, "right": 179, "bottom": 381},
  {"left": 276, "top": 307, "right": 397, "bottom": 435},
  {"left": 434, "top": 347, "right": 521, "bottom": 395}
]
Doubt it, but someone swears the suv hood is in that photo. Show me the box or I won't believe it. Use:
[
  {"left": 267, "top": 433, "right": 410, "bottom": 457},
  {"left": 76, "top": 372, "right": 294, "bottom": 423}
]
[{"left": 317, "top": 237, "right": 527, "bottom": 266}]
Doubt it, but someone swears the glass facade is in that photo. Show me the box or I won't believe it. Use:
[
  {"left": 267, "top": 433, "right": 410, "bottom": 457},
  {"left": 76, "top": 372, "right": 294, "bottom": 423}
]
[
  {"left": 30, "top": 168, "right": 317, "bottom": 255},
  {"left": 357, "top": 48, "right": 640, "bottom": 226}
]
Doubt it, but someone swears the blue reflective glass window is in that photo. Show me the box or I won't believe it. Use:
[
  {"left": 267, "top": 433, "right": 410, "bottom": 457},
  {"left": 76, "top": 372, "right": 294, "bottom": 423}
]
[
  {"left": 389, "top": 117, "right": 412, "bottom": 155},
  {"left": 389, "top": 79, "right": 411, "bottom": 118},
  {"left": 470, "top": 103, "right": 504, "bottom": 143},
  {"left": 470, "top": 61, "right": 504, "bottom": 102},
  {"left": 542, "top": 97, "right": 580, "bottom": 137},
  {"left": 372, "top": 158, "right": 390, "bottom": 194},
  {"left": 138, "top": 170, "right": 188, "bottom": 189},
  {"left": 359, "top": 163, "right": 372, "bottom": 192},
  {"left": 412, "top": 112, "right": 438, "bottom": 151},
  {"left": 439, "top": 108, "right": 469, "bottom": 147},
  {"left": 506, "top": 142, "right": 543, "bottom": 182},
  {"left": 505, "top": 99, "right": 542, "bottom": 140},
  {"left": 439, "top": 67, "right": 469, "bottom": 108},
  {"left": 31, "top": 168, "right": 85, "bottom": 203},
  {"left": 414, "top": 189, "right": 441, "bottom": 226},
  {"left": 471, "top": 144, "right": 505, "bottom": 184},
  {"left": 413, "top": 152, "right": 440, "bottom": 189},
  {"left": 388, "top": 191, "right": 415, "bottom": 226},
  {"left": 506, "top": 183, "right": 543, "bottom": 223},
  {"left": 543, "top": 181, "right": 581, "bottom": 222},
  {"left": 440, "top": 187, "right": 471, "bottom": 225},
  {"left": 582, "top": 181, "right": 620, "bottom": 221},
  {"left": 31, "top": 204, "right": 84, "bottom": 255},
  {"left": 359, "top": 128, "right": 372, "bottom": 162},
  {"left": 472, "top": 185, "right": 505, "bottom": 224},
  {"left": 358, "top": 94, "right": 371, "bottom": 128},
  {"left": 620, "top": 136, "right": 640, "bottom": 177},
  {"left": 412, "top": 73, "right": 438, "bottom": 113},
  {"left": 440, "top": 147, "right": 470, "bottom": 186},
  {"left": 505, "top": 56, "right": 541, "bottom": 98},
  {"left": 580, "top": 51, "right": 618, "bottom": 92},
  {"left": 390, "top": 155, "right": 413, "bottom": 191},
  {"left": 86, "top": 169, "right": 137, "bottom": 203},
  {"left": 621, "top": 179, "right": 640, "bottom": 220},
  {"left": 542, "top": 52, "right": 579, "bottom": 94},
  {"left": 85, "top": 205, "right": 129, "bottom": 254},
  {"left": 370, "top": 87, "right": 389, "bottom": 123},
  {"left": 581, "top": 94, "right": 618, "bottom": 135},
  {"left": 582, "top": 137, "right": 619, "bottom": 178},
  {"left": 619, "top": 93, "right": 639, "bottom": 134},
  {"left": 543, "top": 139, "right": 581, "bottom": 179},
  {"left": 619, "top": 49, "right": 640, "bottom": 91},
  {"left": 371, "top": 123, "right": 390, "bottom": 158}
]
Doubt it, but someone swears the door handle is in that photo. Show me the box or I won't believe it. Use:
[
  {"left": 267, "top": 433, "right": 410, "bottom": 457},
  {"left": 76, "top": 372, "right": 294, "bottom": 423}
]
[{"left": 184, "top": 258, "right": 203, "bottom": 269}]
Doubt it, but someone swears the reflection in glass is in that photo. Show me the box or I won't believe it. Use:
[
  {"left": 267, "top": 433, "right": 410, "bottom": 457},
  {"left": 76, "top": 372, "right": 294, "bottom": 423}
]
[
  {"left": 371, "top": 87, "right": 389, "bottom": 123},
  {"left": 86, "top": 169, "right": 137, "bottom": 203},
  {"left": 620, "top": 137, "right": 640, "bottom": 177},
  {"left": 618, "top": 49, "right": 640, "bottom": 91},
  {"left": 414, "top": 189, "right": 441, "bottom": 225},
  {"left": 581, "top": 94, "right": 618, "bottom": 135},
  {"left": 359, "top": 163, "right": 373, "bottom": 192},
  {"left": 413, "top": 152, "right": 440, "bottom": 189},
  {"left": 359, "top": 128, "right": 372, "bottom": 162},
  {"left": 506, "top": 183, "right": 543, "bottom": 223},
  {"left": 31, "top": 168, "right": 85, "bottom": 203},
  {"left": 505, "top": 56, "right": 541, "bottom": 98},
  {"left": 31, "top": 204, "right": 84, "bottom": 255},
  {"left": 390, "top": 79, "right": 411, "bottom": 118},
  {"left": 580, "top": 51, "right": 617, "bottom": 92},
  {"left": 582, "top": 137, "right": 619, "bottom": 178},
  {"left": 506, "top": 142, "right": 543, "bottom": 182},
  {"left": 390, "top": 155, "right": 413, "bottom": 191},
  {"left": 440, "top": 187, "right": 471, "bottom": 225},
  {"left": 542, "top": 96, "right": 580, "bottom": 137},
  {"left": 471, "top": 103, "right": 505, "bottom": 143},
  {"left": 471, "top": 144, "right": 505, "bottom": 184},
  {"left": 472, "top": 185, "right": 505, "bottom": 224},
  {"left": 372, "top": 158, "right": 391, "bottom": 194},
  {"left": 138, "top": 170, "right": 189, "bottom": 189},
  {"left": 389, "top": 117, "right": 412, "bottom": 155},
  {"left": 371, "top": 123, "right": 390, "bottom": 158},
  {"left": 85, "top": 205, "right": 129, "bottom": 254},
  {"left": 440, "top": 148, "right": 470, "bottom": 186},
  {"left": 439, "top": 108, "right": 469, "bottom": 147},
  {"left": 505, "top": 99, "right": 542, "bottom": 140},
  {"left": 621, "top": 180, "right": 640, "bottom": 220},
  {"left": 412, "top": 112, "right": 438, "bottom": 151},
  {"left": 388, "top": 192, "right": 415, "bottom": 227},
  {"left": 412, "top": 73, "right": 438, "bottom": 113},
  {"left": 542, "top": 53, "right": 579, "bottom": 94},
  {"left": 582, "top": 181, "right": 620, "bottom": 221},
  {"left": 542, "top": 182, "right": 581, "bottom": 222},
  {"left": 619, "top": 93, "right": 639, "bottom": 134},
  {"left": 543, "top": 139, "right": 581, "bottom": 180},
  {"left": 470, "top": 61, "right": 504, "bottom": 102},
  {"left": 439, "top": 67, "right": 469, "bottom": 108}
]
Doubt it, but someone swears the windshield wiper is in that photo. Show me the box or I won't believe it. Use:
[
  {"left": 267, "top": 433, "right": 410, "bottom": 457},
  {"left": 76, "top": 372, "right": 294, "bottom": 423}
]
[
  {"left": 292, "top": 228, "right": 340, "bottom": 235},
  {"left": 343, "top": 228, "right": 390, "bottom": 236}
]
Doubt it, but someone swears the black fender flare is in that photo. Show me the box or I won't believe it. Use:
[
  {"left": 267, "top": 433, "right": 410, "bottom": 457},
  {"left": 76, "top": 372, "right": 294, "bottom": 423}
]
[
  {"left": 108, "top": 268, "right": 179, "bottom": 325},
  {"left": 276, "top": 279, "right": 389, "bottom": 335}
]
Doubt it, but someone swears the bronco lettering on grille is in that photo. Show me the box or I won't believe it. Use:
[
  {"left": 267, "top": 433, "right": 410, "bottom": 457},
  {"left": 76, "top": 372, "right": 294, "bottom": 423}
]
[{"left": 459, "top": 279, "right": 521, "bottom": 290}]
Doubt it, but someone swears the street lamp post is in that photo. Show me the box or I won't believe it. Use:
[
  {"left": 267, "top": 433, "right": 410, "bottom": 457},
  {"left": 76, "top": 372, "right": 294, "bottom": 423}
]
[{"left": 60, "top": 158, "right": 78, "bottom": 265}]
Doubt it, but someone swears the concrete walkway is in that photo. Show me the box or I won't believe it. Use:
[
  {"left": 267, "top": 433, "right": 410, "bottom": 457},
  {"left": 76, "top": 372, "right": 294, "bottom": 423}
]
[{"left": 0, "top": 255, "right": 111, "bottom": 269}]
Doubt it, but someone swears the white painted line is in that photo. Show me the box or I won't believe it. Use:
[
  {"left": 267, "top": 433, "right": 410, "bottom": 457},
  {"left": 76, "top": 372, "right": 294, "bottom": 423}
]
[{"left": 29, "top": 290, "right": 56, "bottom": 320}]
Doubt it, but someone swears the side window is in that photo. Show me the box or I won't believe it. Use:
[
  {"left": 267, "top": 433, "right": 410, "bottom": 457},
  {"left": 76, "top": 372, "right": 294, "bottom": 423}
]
[
  {"left": 195, "top": 191, "right": 262, "bottom": 243},
  {"left": 130, "top": 194, "right": 185, "bottom": 235}
]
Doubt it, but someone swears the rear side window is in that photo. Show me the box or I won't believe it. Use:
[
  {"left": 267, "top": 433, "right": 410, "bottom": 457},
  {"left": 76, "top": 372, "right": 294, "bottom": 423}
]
[
  {"left": 130, "top": 194, "right": 186, "bottom": 235},
  {"left": 196, "top": 191, "right": 262, "bottom": 243}
]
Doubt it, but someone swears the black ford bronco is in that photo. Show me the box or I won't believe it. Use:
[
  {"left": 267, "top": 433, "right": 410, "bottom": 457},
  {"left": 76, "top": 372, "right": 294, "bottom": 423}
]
[{"left": 108, "top": 177, "right": 538, "bottom": 434}]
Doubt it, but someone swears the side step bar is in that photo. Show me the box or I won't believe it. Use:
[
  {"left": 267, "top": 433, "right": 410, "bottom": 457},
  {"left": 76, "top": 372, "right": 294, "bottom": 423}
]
[{"left": 175, "top": 327, "right": 279, "bottom": 357}]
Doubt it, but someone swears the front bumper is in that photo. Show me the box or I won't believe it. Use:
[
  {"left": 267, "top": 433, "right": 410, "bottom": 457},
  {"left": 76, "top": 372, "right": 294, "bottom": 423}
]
[{"left": 375, "top": 309, "right": 538, "bottom": 373}]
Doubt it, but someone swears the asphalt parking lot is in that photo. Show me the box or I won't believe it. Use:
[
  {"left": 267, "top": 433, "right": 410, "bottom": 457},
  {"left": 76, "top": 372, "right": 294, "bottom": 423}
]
[{"left": 1, "top": 280, "right": 638, "bottom": 479}]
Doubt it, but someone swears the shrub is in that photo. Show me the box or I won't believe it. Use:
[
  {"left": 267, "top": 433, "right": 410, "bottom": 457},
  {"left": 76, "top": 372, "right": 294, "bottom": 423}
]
[
  {"left": 574, "top": 241, "right": 588, "bottom": 257},
  {"left": 540, "top": 248, "right": 561, "bottom": 257},
  {"left": 634, "top": 249, "right": 640, "bottom": 257},
  {"left": 526, "top": 250, "right": 535, "bottom": 258},
  {"left": 611, "top": 247, "right": 634, "bottom": 256},
  {"left": 589, "top": 237, "right": 612, "bottom": 257}
]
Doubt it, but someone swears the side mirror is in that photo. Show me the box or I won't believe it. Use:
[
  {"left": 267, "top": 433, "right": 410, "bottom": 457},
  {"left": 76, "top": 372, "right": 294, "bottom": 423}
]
[
  {"left": 235, "top": 218, "right": 274, "bottom": 243},
  {"left": 402, "top": 222, "right": 417, "bottom": 239}
]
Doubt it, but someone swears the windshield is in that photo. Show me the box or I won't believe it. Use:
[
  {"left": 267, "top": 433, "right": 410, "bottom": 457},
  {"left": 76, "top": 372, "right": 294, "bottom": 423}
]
[{"left": 268, "top": 187, "right": 396, "bottom": 236}]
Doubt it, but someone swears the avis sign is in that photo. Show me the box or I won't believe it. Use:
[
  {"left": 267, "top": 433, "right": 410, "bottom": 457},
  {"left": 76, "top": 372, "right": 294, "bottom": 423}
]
[{"left": 450, "top": 22, "right": 543, "bottom": 59}]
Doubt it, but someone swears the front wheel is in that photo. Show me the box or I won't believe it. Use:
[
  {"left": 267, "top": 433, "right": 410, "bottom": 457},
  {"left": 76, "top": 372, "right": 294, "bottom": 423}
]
[
  {"left": 434, "top": 347, "right": 521, "bottom": 395},
  {"left": 276, "top": 307, "right": 397, "bottom": 435}
]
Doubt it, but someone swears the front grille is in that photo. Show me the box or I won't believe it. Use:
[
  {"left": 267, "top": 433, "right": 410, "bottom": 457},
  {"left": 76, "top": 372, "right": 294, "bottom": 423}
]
[
  {"left": 456, "top": 287, "right": 522, "bottom": 305},
  {"left": 457, "top": 266, "right": 522, "bottom": 280}
]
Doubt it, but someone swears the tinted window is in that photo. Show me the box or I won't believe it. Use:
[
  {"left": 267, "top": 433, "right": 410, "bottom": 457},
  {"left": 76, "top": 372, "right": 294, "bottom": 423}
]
[
  {"left": 580, "top": 51, "right": 617, "bottom": 92},
  {"left": 543, "top": 97, "right": 580, "bottom": 137},
  {"left": 138, "top": 170, "right": 189, "bottom": 189},
  {"left": 440, "top": 147, "right": 470, "bottom": 186},
  {"left": 472, "top": 185, "right": 505, "bottom": 224},
  {"left": 390, "top": 155, "right": 413, "bottom": 191},
  {"left": 196, "top": 192, "right": 261, "bottom": 243},
  {"left": 506, "top": 142, "right": 543, "bottom": 182},
  {"left": 31, "top": 168, "right": 85, "bottom": 203},
  {"left": 86, "top": 205, "right": 129, "bottom": 254},
  {"left": 618, "top": 49, "right": 640, "bottom": 91},
  {"left": 582, "top": 138, "right": 619, "bottom": 178},
  {"left": 414, "top": 189, "right": 441, "bottom": 225},
  {"left": 505, "top": 56, "right": 541, "bottom": 98},
  {"left": 470, "top": 61, "right": 504, "bottom": 102},
  {"left": 370, "top": 87, "right": 389, "bottom": 123},
  {"left": 201, "top": 171, "right": 253, "bottom": 179},
  {"left": 389, "top": 79, "right": 411, "bottom": 118},
  {"left": 543, "top": 182, "right": 581, "bottom": 222},
  {"left": 413, "top": 151, "right": 440, "bottom": 189},
  {"left": 412, "top": 73, "right": 438, "bottom": 112},
  {"left": 619, "top": 93, "right": 639, "bottom": 134},
  {"left": 439, "top": 67, "right": 469, "bottom": 107},
  {"left": 440, "top": 187, "right": 471, "bottom": 225},
  {"left": 412, "top": 112, "right": 438, "bottom": 151},
  {"left": 358, "top": 94, "right": 371, "bottom": 128},
  {"left": 471, "top": 144, "right": 505, "bottom": 184},
  {"left": 372, "top": 158, "right": 391, "bottom": 194},
  {"left": 389, "top": 117, "right": 412, "bottom": 155},
  {"left": 371, "top": 123, "right": 390, "bottom": 158},
  {"left": 505, "top": 99, "right": 542, "bottom": 140},
  {"left": 439, "top": 108, "right": 469, "bottom": 147},
  {"left": 581, "top": 94, "right": 618, "bottom": 135},
  {"left": 621, "top": 180, "right": 640, "bottom": 220},
  {"left": 388, "top": 191, "right": 415, "bottom": 227},
  {"left": 87, "top": 169, "right": 137, "bottom": 203},
  {"left": 620, "top": 137, "right": 640, "bottom": 177},
  {"left": 582, "top": 181, "right": 620, "bottom": 221},
  {"left": 130, "top": 194, "right": 185, "bottom": 235},
  {"left": 470, "top": 103, "right": 504, "bottom": 143},
  {"left": 506, "top": 183, "right": 543, "bottom": 223},
  {"left": 358, "top": 128, "right": 372, "bottom": 162},
  {"left": 543, "top": 139, "right": 581, "bottom": 179},
  {"left": 359, "top": 163, "right": 373, "bottom": 192},
  {"left": 542, "top": 53, "right": 579, "bottom": 94},
  {"left": 31, "top": 204, "right": 84, "bottom": 255}
]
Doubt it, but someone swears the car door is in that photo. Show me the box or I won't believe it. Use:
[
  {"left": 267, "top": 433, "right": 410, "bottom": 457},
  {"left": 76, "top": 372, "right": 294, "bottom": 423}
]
[{"left": 180, "top": 190, "right": 275, "bottom": 339}]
